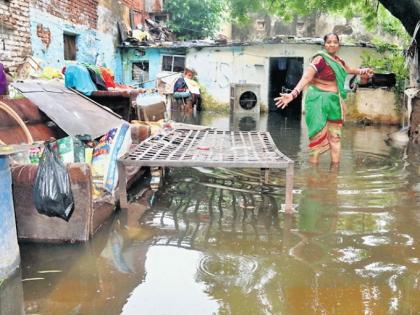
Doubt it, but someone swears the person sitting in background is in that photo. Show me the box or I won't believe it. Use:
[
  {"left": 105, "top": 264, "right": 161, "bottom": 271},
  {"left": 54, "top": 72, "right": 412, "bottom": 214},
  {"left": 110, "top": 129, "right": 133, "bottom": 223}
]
[{"left": 173, "top": 67, "right": 202, "bottom": 111}]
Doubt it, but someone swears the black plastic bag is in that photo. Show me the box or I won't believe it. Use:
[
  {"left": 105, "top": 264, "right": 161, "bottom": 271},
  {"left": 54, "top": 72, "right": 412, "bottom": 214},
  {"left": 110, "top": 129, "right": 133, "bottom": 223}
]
[{"left": 33, "top": 141, "right": 74, "bottom": 221}]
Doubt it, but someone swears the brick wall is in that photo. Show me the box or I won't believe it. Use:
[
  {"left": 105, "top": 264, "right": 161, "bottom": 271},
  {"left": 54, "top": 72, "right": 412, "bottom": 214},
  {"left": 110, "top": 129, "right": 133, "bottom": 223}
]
[
  {"left": 118, "top": 0, "right": 164, "bottom": 26},
  {"left": 145, "top": 0, "right": 162, "bottom": 13},
  {"left": 30, "top": 0, "right": 99, "bottom": 29},
  {"left": 120, "top": 0, "right": 144, "bottom": 12},
  {"left": 0, "top": 0, "right": 31, "bottom": 68},
  {"left": 36, "top": 23, "right": 51, "bottom": 48}
]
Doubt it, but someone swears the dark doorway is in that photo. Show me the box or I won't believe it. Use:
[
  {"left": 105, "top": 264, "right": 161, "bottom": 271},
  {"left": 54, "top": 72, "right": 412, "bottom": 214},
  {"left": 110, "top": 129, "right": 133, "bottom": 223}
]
[
  {"left": 132, "top": 61, "right": 149, "bottom": 86},
  {"left": 268, "top": 57, "right": 303, "bottom": 119}
]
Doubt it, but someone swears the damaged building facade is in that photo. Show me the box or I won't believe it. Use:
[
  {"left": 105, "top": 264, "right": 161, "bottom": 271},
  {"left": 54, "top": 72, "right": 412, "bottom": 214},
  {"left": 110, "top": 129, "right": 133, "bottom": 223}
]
[
  {"left": 0, "top": 0, "right": 165, "bottom": 82},
  {"left": 1, "top": 0, "right": 401, "bottom": 123},
  {"left": 119, "top": 40, "right": 401, "bottom": 124},
  {"left": 230, "top": 12, "right": 401, "bottom": 45},
  {"left": 0, "top": 0, "right": 31, "bottom": 70},
  {"left": 30, "top": 0, "right": 104, "bottom": 68}
]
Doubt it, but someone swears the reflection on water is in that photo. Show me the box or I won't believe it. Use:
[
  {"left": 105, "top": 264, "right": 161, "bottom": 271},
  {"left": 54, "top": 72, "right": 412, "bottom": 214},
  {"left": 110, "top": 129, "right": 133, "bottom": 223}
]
[
  {"left": 6, "top": 112, "right": 420, "bottom": 314},
  {"left": 121, "top": 247, "right": 219, "bottom": 315},
  {"left": 0, "top": 270, "right": 24, "bottom": 315}
]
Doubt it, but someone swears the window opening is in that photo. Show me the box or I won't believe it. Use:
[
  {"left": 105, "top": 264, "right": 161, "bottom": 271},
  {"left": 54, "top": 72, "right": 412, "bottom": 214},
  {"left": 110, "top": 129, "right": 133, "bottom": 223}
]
[
  {"left": 161, "top": 55, "right": 185, "bottom": 72},
  {"left": 64, "top": 34, "right": 77, "bottom": 61},
  {"left": 132, "top": 61, "right": 149, "bottom": 83}
]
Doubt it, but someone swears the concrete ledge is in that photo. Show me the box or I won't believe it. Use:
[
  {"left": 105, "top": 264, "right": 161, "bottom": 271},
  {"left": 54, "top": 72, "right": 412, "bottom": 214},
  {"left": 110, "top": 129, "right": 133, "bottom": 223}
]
[{"left": 352, "top": 88, "right": 400, "bottom": 124}]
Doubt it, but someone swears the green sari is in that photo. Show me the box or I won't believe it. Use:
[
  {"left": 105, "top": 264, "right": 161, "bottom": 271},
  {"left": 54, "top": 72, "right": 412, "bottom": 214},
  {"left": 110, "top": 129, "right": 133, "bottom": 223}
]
[
  {"left": 305, "top": 51, "right": 348, "bottom": 146},
  {"left": 314, "top": 51, "right": 348, "bottom": 99}
]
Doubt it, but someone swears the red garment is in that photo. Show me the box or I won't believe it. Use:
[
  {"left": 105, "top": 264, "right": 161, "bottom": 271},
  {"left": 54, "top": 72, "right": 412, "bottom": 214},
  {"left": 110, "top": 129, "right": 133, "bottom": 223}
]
[
  {"left": 99, "top": 67, "right": 116, "bottom": 88},
  {"left": 311, "top": 56, "right": 346, "bottom": 81}
]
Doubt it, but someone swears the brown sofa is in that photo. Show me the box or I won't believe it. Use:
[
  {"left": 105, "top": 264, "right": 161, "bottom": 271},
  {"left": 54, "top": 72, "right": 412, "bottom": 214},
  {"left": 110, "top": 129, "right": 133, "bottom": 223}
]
[{"left": 0, "top": 96, "right": 150, "bottom": 242}]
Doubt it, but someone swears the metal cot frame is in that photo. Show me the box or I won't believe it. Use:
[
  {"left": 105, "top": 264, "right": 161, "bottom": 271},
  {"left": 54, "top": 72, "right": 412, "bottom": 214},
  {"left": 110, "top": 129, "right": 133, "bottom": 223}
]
[{"left": 118, "top": 129, "right": 294, "bottom": 213}]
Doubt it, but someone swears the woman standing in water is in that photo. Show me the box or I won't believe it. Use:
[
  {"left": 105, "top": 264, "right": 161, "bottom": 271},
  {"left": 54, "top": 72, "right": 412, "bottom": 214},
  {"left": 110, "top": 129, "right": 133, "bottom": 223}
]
[{"left": 275, "top": 33, "right": 373, "bottom": 164}]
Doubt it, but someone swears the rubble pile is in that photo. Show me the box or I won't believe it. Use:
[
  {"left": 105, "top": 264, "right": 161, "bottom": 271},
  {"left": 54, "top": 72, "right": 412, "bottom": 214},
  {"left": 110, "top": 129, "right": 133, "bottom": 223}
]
[{"left": 119, "top": 18, "right": 176, "bottom": 47}]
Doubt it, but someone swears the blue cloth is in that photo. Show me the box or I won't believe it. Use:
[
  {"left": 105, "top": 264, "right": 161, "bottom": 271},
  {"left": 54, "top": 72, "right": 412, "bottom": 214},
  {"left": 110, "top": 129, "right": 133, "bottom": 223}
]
[
  {"left": 64, "top": 64, "right": 97, "bottom": 95},
  {"left": 173, "top": 91, "right": 191, "bottom": 98}
]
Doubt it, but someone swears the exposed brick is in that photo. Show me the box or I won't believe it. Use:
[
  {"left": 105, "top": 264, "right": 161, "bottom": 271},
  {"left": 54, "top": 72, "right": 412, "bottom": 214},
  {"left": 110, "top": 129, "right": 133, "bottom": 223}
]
[
  {"left": 36, "top": 23, "right": 51, "bottom": 48},
  {"left": 0, "top": 0, "right": 31, "bottom": 68},
  {"left": 2, "top": 0, "right": 162, "bottom": 70},
  {"left": 32, "top": 0, "right": 99, "bottom": 29}
]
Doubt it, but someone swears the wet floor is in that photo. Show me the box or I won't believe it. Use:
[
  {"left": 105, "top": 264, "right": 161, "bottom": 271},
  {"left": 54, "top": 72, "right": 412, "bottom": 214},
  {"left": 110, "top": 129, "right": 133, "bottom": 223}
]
[{"left": 2, "top": 111, "right": 420, "bottom": 315}]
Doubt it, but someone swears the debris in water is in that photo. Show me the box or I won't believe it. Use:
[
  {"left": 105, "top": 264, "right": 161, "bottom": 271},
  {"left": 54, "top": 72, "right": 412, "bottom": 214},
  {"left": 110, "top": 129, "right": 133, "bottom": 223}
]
[{"left": 22, "top": 277, "right": 45, "bottom": 282}]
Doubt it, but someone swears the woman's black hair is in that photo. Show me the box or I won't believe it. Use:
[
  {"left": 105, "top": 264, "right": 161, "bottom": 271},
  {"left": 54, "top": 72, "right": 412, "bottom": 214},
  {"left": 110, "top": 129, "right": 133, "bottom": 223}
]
[{"left": 323, "top": 33, "right": 340, "bottom": 43}]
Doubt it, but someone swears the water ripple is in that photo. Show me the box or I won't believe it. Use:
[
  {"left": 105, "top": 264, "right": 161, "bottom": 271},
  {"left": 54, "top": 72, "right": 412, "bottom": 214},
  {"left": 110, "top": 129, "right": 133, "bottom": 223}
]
[
  {"left": 198, "top": 254, "right": 258, "bottom": 289},
  {"left": 336, "top": 247, "right": 369, "bottom": 264},
  {"left": 355, "top": 262, "right": 407, "bottom": 278},
  {"left": 362, "top": 235, "right": 391, "bottom": 246}
]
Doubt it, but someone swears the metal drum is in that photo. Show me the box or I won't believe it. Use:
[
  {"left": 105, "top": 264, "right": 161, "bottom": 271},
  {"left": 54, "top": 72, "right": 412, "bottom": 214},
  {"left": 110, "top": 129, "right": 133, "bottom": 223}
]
[{"left": 0, "top": 156, "right": 20, "bottom": 281}]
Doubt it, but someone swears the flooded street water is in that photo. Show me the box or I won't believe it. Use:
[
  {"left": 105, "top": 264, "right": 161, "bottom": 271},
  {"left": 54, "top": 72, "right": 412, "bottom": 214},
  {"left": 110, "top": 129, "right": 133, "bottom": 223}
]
[{"left": 3, "top": 111, "right": 420, "bottom": 315}]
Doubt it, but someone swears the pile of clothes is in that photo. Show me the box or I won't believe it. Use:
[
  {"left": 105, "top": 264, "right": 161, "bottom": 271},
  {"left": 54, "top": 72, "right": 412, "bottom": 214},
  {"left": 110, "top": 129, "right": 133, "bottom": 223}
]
[{"left": 64, "top": 64, "right": 127, "bottom": 95}]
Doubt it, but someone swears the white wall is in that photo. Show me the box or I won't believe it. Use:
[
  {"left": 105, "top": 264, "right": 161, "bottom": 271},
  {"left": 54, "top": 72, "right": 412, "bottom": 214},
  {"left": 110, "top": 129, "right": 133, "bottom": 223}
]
[
  {"left": 354, "top": 88, "right": 400, "bottom": 124},
  {"left": 186, "top": 43, "right": 376, "bottom": 111}
]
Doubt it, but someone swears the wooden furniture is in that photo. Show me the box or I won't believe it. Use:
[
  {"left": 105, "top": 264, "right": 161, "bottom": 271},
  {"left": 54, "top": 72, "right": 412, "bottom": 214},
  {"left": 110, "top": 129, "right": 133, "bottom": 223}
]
[
  {"left": 88, "top": 90, "right": 141, "bottom": 121},
  {"left": 0, "top": 97, "right": 150, "bottom": 242},
  {"left": 118, "top": 129, "right": 295, "bottom": 213}
]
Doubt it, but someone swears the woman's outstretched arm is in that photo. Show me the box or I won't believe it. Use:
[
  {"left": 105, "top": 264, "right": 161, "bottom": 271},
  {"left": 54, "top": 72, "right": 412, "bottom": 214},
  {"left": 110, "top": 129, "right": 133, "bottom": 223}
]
[
  {"left": 274, "top": 66, "right": 317, "bottom": 109},
  {"left": 344, "top": 64, "right": 374, "bottom": 76},
  {"left": 344, "top": 64, "right": 374, "bottom": 85}
]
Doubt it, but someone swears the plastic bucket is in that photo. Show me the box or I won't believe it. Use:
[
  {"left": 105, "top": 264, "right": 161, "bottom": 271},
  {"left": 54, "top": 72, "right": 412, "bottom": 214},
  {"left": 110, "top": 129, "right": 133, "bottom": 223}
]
[{"left": 0, "top": 156, "right": 20, "bottom": 281}]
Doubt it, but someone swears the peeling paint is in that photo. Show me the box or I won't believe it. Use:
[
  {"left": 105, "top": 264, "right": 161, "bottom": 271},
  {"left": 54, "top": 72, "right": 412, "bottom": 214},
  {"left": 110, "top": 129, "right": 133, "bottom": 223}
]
[
  {"left": 30, "top": 7, "right": 120, "bottom": 75},
  {"left": 121, "top": 48, "right": 162, "bottom": 88},
  {"left": 118, "top": 42, "right": 378, "bottom": 111},
  {"left": 36, "top": 24, "right": 51, "bottom": 49},
  {"left": 183, "top": 43, "right": 376, "bottom": 110},
  {"left": 31, "top": 0, "right": 98, "bottom": 29}
]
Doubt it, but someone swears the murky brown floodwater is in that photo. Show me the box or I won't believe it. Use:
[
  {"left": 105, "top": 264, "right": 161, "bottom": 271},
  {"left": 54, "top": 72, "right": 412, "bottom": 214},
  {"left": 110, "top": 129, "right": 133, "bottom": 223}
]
[{"left": 1, "top": 111, "right": 420, "bottom": 315}]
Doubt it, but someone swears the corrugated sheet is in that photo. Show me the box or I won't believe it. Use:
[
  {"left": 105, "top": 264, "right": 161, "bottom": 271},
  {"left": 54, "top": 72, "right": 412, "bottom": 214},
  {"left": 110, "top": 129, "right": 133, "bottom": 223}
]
[{"left": 13, "top": 80, "right": 125, "bottom": 139}]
